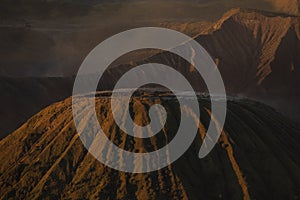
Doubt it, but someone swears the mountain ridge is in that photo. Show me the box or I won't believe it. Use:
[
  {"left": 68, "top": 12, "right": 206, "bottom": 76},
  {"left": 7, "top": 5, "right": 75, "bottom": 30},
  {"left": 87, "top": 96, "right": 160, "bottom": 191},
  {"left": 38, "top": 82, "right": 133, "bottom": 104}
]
[{"left": 1, "top": 8, "right": 299, "bottom": 138}]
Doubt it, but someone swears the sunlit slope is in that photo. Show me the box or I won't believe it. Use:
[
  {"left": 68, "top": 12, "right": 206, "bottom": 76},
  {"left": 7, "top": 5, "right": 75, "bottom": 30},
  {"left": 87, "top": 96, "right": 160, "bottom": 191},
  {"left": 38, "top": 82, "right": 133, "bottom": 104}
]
[{"left": 0, "top": 92, "right": 299, "bottom": 199}]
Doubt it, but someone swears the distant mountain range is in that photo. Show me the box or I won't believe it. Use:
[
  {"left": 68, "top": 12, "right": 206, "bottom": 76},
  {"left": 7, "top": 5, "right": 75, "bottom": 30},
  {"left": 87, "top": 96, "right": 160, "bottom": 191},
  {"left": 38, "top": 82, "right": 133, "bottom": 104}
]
[
  {"left": 0, "top": 0, "right": 299, "bottom": 77},
  {"left": 0, "top": 8, "right": 299, "bottom": 138}
]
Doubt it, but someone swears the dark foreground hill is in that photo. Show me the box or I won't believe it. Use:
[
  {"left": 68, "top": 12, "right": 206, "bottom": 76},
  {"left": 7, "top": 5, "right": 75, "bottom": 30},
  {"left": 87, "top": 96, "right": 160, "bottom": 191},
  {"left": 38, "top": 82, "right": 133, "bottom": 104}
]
[
  {"left": 0, "top": 77, "right": 73, "bottom": 138},
  {"left": 0, "top": 92, "right": 299, "bottom": 199}
]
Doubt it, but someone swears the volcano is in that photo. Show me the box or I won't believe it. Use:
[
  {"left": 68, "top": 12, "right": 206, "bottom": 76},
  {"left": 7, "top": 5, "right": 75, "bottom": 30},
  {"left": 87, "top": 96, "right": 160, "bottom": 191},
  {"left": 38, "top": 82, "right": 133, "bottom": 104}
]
[{"left": 0, "top": 92, "right": 299, "bottom": 199}]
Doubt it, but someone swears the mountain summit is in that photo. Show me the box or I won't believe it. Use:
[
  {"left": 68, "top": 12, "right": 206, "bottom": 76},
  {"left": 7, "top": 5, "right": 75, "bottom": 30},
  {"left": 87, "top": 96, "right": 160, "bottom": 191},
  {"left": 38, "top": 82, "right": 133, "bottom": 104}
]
[{"left": 0, "top": 92, "right": 299, "bottom": 199}]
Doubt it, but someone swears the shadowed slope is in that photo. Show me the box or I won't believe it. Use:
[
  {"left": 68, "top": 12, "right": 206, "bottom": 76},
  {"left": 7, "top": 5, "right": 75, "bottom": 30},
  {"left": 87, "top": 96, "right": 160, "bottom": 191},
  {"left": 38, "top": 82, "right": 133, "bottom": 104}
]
[
  {"left": 0, "top": 92, "right": 299, "bottom": 199},
  {"left": 0, "top": 77, "right": 73, "bottom": 138}
]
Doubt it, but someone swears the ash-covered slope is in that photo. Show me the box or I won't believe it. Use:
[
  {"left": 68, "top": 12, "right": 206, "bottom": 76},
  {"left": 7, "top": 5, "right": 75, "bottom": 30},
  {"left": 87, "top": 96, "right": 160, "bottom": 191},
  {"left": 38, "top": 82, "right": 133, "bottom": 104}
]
[
  {"left": 101, "top": 9, "right": 300, "bottom": 121},
  {"left": 0, "top": 92, "right": 300, "bottom": 200},
  {"left": 265, "top": 0, "right": 299, "bottom": 16},
  {"left": 138, "top": 8, "right": 300, "bottom": 94},
  {"left": 198, "top": 8, "right": 300, "bottom": 121},
  {"left": 198, "top": 8, "right": 300, "bottom": 91}
]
